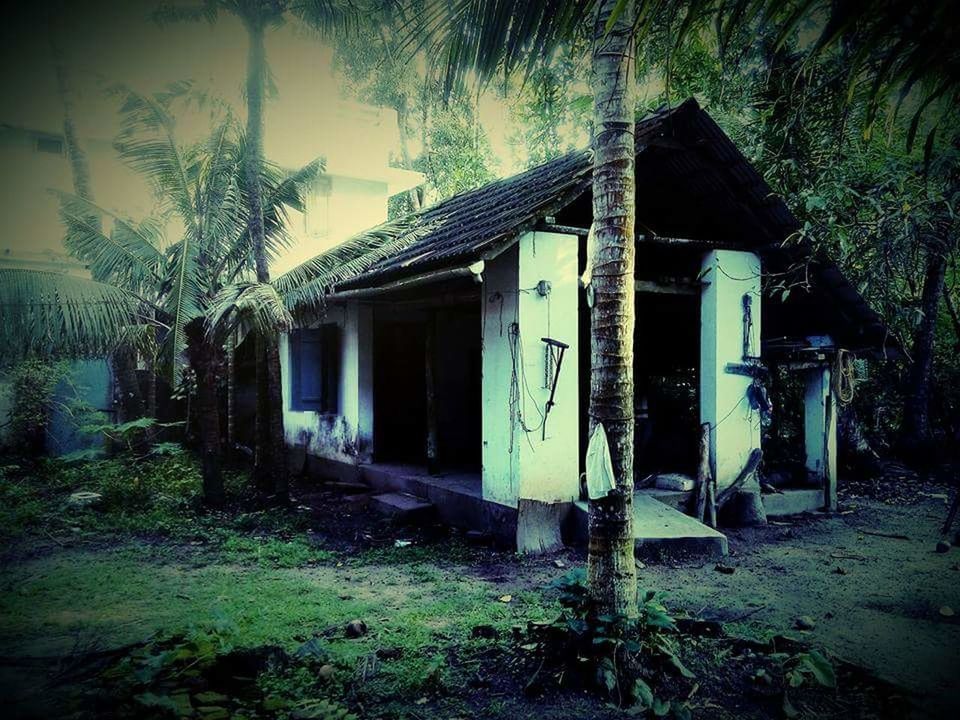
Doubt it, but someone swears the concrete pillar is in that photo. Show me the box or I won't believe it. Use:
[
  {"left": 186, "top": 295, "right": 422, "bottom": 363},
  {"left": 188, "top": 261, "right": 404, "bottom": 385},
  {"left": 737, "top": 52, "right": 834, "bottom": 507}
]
[
  {"left": 345, "top": 301, "right": 374, "bottom": 462},
  {"left": 804, "top": 363, "right": 838, "bottom": 511},
  {"left": 481, "top": 231, "right": 580, "bottom": 508},
  {"left": 699, "top": 249, "right": 762, "bottom": 492}
]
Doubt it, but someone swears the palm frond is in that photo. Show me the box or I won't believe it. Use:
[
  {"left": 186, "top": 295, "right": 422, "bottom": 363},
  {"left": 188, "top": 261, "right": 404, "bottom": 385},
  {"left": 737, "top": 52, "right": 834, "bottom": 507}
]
[
  {"left": 54, "top": 191, "right": 165, "bottom": 290},
  {"left": 399, "top": 0, "right": 595, "bottom": 96},
  {"left": 160, "top": 234, "right": 204, "bottom": 381},
  {"left": 207, "top": 281, "right": 294, "bottom": 343},
  {"left": 112, "top": 83, "right": 199, "bottom": 223},
  {"left": 274, "top": 214, "right": 440, "bottom": 314},
  {"left": 749, "top": 0, "right": 960, "bottom": 146},
  {"left": 153, "top": 1, "right": 219, "bottom": 25},
  {"left": 0, "top": 269, "right": 144, "bottom": 361},
  {"left": 290, "top": 0, "right": 364, "bottom": 35},
  {"left": 220, "top": 150, "right": 324, "bottom": 280}
]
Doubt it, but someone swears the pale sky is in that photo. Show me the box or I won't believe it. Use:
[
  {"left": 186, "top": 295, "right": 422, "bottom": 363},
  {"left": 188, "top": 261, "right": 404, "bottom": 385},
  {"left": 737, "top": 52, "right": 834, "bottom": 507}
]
[{"left": 0, "top": 0, "right": 534, "bottom": 176}]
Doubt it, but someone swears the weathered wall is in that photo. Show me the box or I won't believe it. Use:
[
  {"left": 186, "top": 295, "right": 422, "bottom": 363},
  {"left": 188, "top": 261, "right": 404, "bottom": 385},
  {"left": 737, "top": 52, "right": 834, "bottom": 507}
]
[
  {"left": 481, "top": 231, "right": 580, "bottom": 507},
  {"left": 700, "top": 249, "right": 762, "bottom": 489},
  {"left": 0, "top": 359, "right": 113, "bottom": 456},
  {"left": 280, "top": 301, "right": 373, "bottom": 465}
]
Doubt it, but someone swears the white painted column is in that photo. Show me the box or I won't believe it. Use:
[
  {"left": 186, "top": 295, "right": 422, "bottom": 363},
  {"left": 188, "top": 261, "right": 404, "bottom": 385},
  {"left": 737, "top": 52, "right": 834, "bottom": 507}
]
[
  {"left": 356, "top": 303, "right": 374, "bottom": 462},
  {"left": 804, "top": 364, "right": 838, "bottom": 511},
  {"left": 516, "top": 231, "right": 580, "bottom": 503},
  {"left": 700, "top": 249, "right": 762, "bottom": 490},
  {"left": 342, "top": 300, "right": 375, "bottom": 462},
  {"left": 481, "top": 245, "right": 521, "bottom": 506},
  {"left": 480, "top": 231, "right": 580, "bottom": 507}
]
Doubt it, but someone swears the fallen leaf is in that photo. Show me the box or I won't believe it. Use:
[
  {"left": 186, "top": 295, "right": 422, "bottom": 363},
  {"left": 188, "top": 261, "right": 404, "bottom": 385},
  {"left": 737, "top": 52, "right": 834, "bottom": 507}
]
[
  {"left": 940, "top": 606, "right": 955, "bottom": 617},
  {"left": 498, "top": 595, "right": 513, "bottom": 603}
]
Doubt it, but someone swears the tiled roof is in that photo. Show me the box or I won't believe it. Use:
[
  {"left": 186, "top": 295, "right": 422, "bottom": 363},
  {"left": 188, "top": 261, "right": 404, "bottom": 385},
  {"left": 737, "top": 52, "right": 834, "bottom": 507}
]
[{"left": 320, "top": 98, "right": 891, "bottom": 353}]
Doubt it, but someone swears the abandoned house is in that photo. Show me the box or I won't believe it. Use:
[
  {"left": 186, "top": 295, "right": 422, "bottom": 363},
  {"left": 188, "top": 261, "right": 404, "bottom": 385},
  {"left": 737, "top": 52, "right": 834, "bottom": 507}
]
[{"left": 275, "top": 98, "right": 893, "bottom": 558}]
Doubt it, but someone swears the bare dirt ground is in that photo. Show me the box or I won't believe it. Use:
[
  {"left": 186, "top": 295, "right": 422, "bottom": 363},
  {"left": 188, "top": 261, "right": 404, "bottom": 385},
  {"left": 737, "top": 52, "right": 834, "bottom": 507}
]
[{"left": 501, "top": 488, "right": 960, "bottom": 718}]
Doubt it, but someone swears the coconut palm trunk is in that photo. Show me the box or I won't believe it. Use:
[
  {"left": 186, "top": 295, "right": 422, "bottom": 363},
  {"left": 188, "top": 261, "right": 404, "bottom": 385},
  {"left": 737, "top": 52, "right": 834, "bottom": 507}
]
[
  {"left": 587, "top": 0, "right": 638, "bottom": 617},
  {"left": 187, "top": 322, "right": 225, "bottom": 506},
  {"left": 243, "top": 15, "right": 289, "bottom": 502}
]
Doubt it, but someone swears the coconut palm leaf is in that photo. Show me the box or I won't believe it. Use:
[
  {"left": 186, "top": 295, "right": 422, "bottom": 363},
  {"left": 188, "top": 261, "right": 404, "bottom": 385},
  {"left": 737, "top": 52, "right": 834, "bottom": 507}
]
[
  {"left": 158, "top": 233, "right": 204, "bottom": 381},
  {"left": 218, "top": 153, "right": 324, "bottom": 282},
  {"left": 274, "top": 215, "right": 439, "bottom": 313},
  {"left": 112, "top": 83, "right": 199, "bottom": 224},
  {"left": 54, "top": 190, "right": 165, "bottom": 290},
  {"left": 0, "top": 269, "right": 144, "bottom": 360},
  {"left": 400, "top": 0, "right": 595, "bottom": 96},
  {"left": 207, "top": 280, "right": 294, "bottom": 342},
  {"left": 745, "top": 0, "right": 960, "bottom": 150}
]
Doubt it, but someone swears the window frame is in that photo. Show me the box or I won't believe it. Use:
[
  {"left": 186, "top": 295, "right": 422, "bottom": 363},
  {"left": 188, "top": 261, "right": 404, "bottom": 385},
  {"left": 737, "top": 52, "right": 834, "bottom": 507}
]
[{"left": 289, "top": 324, "right": 340, "bottom": 413}]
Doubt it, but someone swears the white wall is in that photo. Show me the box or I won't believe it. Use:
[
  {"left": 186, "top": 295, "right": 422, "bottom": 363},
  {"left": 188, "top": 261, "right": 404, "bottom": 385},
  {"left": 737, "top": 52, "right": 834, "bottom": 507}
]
[
  {"left": 481, "top": 245, "right": 521, "bottom": 505},
  {"left": 700, "top": 249, "right": 762, "bottom": 489},
  {"left": 280, "top": 300, "right": 374, "bottom": 464},
  {"left": 481, "top": 232, "right": 580, "bottom": 507},
  {"left": 273, "top": 175, "right": 392, "bottom": 276}
]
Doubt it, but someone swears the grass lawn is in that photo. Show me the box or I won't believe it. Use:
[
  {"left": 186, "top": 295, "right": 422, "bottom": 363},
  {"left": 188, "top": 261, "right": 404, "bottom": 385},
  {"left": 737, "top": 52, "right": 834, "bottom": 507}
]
[{"left": 0, "top": 456, "right": 934, "bottom": 719}]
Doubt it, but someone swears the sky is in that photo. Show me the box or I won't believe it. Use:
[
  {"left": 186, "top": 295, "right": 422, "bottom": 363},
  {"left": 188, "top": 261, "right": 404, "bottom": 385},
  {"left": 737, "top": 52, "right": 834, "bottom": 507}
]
[
  {"left": 0, "top": 0, "right": 566, "bottom": 264},
  {"left": 0, "top": 0, "right": 525, "bottom": 173}
]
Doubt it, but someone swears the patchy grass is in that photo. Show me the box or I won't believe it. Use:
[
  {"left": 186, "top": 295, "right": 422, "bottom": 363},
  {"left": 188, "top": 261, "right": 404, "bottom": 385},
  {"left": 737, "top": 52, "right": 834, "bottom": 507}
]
[{"left": 0, "top": 542, "right": 560, "bottom": 716}]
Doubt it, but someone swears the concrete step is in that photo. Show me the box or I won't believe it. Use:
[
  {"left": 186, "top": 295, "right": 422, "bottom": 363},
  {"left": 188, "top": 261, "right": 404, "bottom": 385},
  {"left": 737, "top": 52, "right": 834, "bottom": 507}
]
[
  {"left": 631, "top": 494, "right": 728, "bottom": 560},
  {"left": 636, "top": 487, "right": 693, "bottom": 513},
  {"left": 370, "top": 492, "right": 436, "bottom": 524},
  {"left": 321, "top": 481, "right": 372, "bottom": 494},
  {"left": 570, "top": 494, "right": 728, "bottom": 562},
  {"left": 762, "top": 488, "right": 824, "bottom": 517},
  {"left": 361, "top": 465, "right": 430, "bottom": 497}
]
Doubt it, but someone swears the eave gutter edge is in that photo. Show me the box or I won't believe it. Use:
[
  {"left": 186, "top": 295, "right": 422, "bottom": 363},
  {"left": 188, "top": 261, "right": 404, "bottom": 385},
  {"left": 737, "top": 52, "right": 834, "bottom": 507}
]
[{"left": 326, "top": 260, "right": 485, "bottom": 300}]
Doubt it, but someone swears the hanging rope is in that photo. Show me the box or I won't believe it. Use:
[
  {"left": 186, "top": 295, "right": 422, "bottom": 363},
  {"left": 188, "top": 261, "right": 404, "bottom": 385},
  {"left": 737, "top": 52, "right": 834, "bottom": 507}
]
[{"left": 834, "top": 349, "right": 856, "bottom": 405}]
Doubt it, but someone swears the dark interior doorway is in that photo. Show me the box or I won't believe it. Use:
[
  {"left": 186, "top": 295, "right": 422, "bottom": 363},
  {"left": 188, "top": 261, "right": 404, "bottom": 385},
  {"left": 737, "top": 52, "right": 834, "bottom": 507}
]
[
  {"left": 433, "top": 307, "right": 482, "bottom": 469},
  {"left": 374, "top": 319, "right": 427, "bottom": 464},
  {"left": 372, "top": 305, "right": 482, "bottom": 470}
]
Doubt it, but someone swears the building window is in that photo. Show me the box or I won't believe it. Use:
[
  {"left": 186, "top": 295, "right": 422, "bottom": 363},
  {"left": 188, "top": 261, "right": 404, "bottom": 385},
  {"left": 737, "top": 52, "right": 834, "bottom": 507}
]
[
  {"left": 289, "top": 324, "right": 340, "bottom": 412},
  {"left": 34, "top": 135, "right": 64, "bottom": 155}
]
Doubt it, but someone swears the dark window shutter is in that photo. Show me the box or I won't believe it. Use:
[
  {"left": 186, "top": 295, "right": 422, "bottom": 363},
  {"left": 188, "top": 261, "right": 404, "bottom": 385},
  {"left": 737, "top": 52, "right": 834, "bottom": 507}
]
[{"left": 289, "top": 325, "right": 340, "bottom": 413}]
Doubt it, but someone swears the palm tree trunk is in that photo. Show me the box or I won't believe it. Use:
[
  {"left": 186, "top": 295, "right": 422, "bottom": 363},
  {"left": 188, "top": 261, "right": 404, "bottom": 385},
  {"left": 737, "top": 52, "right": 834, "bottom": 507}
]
[
  {"left": 587, "top": 0, "right": 638, "bottom": 617},
  {"left": 244, "top": 16, "right": 289, "bottom": 502},
  {"left": 187, "top": 326, "right": 224, "bottom": 506},
  {"left": 902, "top": 238, "right": 948, "bottom": 456}
]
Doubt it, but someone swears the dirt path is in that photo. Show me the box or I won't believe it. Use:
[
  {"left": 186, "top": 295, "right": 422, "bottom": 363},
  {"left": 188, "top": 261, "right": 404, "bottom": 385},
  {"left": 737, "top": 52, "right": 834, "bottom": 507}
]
[{"left": 630, "top": 495, "right": 960, "bottom": 716}]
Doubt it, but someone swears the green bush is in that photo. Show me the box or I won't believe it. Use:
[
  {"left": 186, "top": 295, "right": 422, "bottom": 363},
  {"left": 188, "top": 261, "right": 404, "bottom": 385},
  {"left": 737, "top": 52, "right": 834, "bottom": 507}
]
[
  {"left": 53, "top": 451, "right": 202, "bottom": 518},
  {"left": 2, "top": 360, "right": 67, "bottom": 456}
]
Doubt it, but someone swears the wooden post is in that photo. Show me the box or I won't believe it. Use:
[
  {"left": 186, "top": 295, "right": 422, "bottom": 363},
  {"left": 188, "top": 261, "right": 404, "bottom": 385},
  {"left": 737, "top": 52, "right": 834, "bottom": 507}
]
[
  {"left": 715, "top": 448, "right": 763, "bottom": 510},
  {"left": 824, "top": 390, "right": 837, "bottom": 512},
  {"left": 425, "top": 312, "right": 439, "bottom": 475},
  {"left": 695, "top": 422, "right": 711, "bottom": 522}
]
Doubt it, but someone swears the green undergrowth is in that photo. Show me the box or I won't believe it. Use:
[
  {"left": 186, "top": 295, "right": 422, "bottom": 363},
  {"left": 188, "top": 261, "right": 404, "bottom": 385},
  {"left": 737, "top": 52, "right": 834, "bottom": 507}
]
[{"left": 0, "top": 455, "right": 346, "bottom": 570}]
